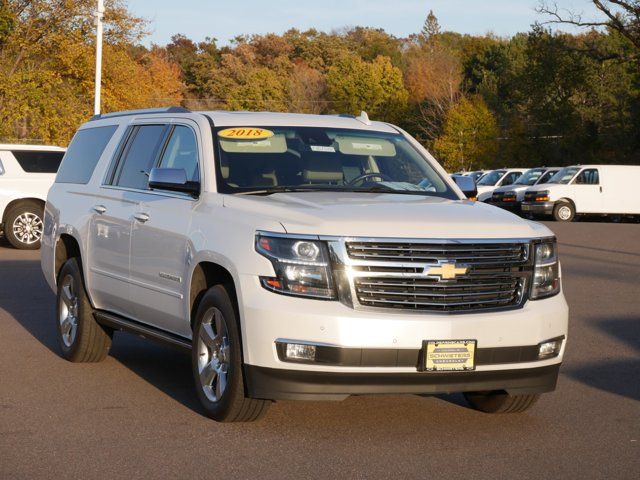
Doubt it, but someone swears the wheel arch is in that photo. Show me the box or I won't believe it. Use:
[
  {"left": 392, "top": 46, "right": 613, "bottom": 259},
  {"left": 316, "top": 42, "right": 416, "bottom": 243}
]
[
  {"left": 2, "top": 197, "right": 46, "bottom": 223},
  {"left": 555, "top": 197, "right": 576, "bottom": 210},
  {"left": 189, "top": 261, "right": 239, "bottom": 331},
  {"left": 55, "top": 233, "right": 82, "bottom": 283}
]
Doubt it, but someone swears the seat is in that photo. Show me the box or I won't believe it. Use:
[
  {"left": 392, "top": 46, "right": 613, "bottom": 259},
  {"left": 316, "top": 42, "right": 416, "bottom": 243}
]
[{"left": 302, "top": 153, "right": 344, "bottom": 184}]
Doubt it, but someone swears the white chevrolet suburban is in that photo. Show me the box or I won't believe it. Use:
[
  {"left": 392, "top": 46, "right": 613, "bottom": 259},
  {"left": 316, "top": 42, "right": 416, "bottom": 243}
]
[
  {"left": 1, "top": 144, "right": 66, "bottom": 249},
  {"left": 41, "top": 108, "right": 568, "bottom": 422}
]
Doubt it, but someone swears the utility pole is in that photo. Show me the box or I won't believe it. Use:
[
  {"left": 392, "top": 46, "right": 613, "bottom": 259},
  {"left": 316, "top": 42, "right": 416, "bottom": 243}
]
[{"left": 94, "top": 0, "right": 105, "bottom": 115}]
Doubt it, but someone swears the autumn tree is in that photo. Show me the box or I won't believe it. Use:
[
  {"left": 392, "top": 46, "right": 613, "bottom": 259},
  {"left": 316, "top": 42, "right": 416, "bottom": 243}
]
[
  {"left": 433, "top": 96, "right": 498, "bottom": 171},
  {"left": 0, "top": 0, "right": 183, "bottom": 144}
]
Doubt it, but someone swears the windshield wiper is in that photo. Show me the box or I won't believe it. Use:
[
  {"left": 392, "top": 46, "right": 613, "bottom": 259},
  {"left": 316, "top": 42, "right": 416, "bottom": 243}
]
[
  {"left": 238, "top": 186, "right": 343, "bottom": 196},
  {"left": 238, "top": 185, "right": 435, "bottom": 196}
]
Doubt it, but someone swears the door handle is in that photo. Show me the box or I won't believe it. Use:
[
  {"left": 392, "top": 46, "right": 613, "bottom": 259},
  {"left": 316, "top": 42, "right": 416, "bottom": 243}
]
[
  {"left": 133, "top": 213, "right": 150, "bottom": 223},
  {"left": 599, "top": 186, "right": 602, "bottom": 193},
  {"left": 93, "top": 205, "right": 107, "bottom": 214}
]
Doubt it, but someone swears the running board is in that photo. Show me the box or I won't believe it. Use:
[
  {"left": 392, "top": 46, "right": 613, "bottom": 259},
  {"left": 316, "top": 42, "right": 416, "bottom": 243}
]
[{"left": 94, "top": 311, "right": 192, "bottom": 352}]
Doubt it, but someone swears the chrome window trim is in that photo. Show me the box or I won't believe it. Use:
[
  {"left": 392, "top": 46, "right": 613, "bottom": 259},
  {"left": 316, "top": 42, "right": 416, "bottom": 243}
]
[{"left": 99, "top": 184, "right": 198, "bottom": 202}]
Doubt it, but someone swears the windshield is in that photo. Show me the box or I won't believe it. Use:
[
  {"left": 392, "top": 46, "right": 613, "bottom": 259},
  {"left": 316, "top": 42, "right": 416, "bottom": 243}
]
[
  {"left": 477, "top": 170, "right": 506, "bottom": 186},
  {"left": 548, "top": 167, "right": 580, "bottom": 184},
  {"left": 514, "top": 168, "right": 545, "bottom": 186},
  {"left": 214, "top": 126, "right": 456, "bottom": 198},
  {"left": 536, "top": 169, "right": 557, "bottom": 185}
]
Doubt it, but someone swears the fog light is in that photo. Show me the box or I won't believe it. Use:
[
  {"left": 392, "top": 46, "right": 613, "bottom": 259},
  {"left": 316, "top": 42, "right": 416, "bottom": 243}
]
[
  {"left": 538, "top": 338, "right": 563, "bottom": 359},
  {"left": 285, "top": 343, "right": 316, "bottom": 361}
]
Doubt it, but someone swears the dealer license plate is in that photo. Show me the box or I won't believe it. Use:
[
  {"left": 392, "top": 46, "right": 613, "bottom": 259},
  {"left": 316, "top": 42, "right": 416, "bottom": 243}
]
[
  {"left": 423, "top": 340, "right": 476, "bottom": 372},
  {"left": 521, "top": 204, "right": 531, "bottom": 211}
]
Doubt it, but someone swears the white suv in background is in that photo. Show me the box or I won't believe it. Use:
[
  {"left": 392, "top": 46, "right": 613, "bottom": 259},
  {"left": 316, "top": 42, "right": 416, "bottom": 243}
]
[
  {"left": 1, "top": 144, "right": 66, "bottom": 249},
  {"left": 41, "top": 108, "right": 568, "bottom": 422}
]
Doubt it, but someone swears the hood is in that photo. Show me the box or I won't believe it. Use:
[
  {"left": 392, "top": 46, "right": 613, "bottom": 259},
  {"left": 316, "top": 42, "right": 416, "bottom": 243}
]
[
  {"left": 493, "top": 184, "right": 528, "bottom": 194},
  {"left": 476, "top": 185, "right": 496, "bottom": 194},
  {"left": 223, "top": 192, "right": 552, "bottom": 239}
]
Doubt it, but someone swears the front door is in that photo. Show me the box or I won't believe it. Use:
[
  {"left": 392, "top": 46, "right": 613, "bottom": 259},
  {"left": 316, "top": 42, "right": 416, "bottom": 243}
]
[{"left": 128, "top": 124, "right": 202, "bottom": 338}]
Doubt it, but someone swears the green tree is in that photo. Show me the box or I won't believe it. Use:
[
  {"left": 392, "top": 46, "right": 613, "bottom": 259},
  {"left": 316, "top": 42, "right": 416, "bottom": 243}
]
[
  {"left": 327, "top": 55, "right": 408, "bottom": 121},
  {"left": 433, "top": 96, "right": 498, "bottom": 171},
  {"left": 422, "top": 10, "right": 441, "bottom": 40}
]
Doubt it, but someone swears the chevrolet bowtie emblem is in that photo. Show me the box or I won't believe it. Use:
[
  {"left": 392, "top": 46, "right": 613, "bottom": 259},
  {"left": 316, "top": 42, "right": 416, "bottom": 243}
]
[{"left": 427, "top": 263, "right": 468, "bottom": 280}]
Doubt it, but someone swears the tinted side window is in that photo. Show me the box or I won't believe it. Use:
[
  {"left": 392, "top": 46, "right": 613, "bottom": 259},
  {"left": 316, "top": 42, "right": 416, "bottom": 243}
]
[
  {"left": 114, "top": 125, "right": 167, "bottom": 190},
  {"left": 538, "top": 171, "right": 555, "bottom": 184},
  {"left": 158, "top": 125, "right": 200, "bottom": 182},
  {"left": 501, "top": 172, "right": 520, "bottom": 186},
  {"left": 575, "top": 169, "right": 599, "bottom": 185},
  {"left": 13, "top": 150, "right": 65, "bottom": 173},
  {"left": 56, "top": 126, "right": 118, "bottom": 184}
]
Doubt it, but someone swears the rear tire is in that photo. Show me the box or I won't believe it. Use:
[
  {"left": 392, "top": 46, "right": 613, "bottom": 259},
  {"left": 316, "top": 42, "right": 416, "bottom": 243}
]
[
  {"left": 553, "top": 201, "right": 575, "bottom": 222},
  {"left": 464, "top": 391, "right": 540, "bottom": 413},
  {"left": 56, "top": 258, "right": 112, "bottom": 362},
  {"left": 192, "top": 285, "right": 270, "bottom": 422},
  {"left": 4, "top": 201, "right": 44, "bottom": 249}
]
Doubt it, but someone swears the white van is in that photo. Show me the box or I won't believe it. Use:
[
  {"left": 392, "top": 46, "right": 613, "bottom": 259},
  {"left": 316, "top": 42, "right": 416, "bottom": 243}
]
[
  {"left": 476, "top": 168, "right": 527, "bottom": 202},
  {"left": 521, "top": 165, "right": 640, "bottom": 222}
]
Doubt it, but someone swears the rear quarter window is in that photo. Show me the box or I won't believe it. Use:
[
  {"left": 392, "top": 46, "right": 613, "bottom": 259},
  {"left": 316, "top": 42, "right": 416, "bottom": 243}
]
[
  {"left": 56, "top": 125, "right": 118, "bottom": 184},
  {"left": 12, "top": 150, "right": 65, "bottom": 173}
]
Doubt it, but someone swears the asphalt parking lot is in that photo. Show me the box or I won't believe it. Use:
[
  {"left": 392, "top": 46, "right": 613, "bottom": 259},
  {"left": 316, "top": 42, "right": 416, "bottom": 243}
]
[{"left": 0, "top": 221, "right": 638, "bottom": 479}]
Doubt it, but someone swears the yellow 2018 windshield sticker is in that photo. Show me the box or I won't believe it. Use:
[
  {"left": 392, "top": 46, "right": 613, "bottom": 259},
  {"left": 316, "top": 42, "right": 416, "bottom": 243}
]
[{"left": 218, "top": 128, "right": 274, "bottom": 140}]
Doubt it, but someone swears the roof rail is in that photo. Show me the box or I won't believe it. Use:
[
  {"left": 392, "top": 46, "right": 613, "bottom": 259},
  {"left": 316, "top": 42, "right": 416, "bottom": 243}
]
[{"left": 89, "top": 106, "right": 191, "bottom": 122}]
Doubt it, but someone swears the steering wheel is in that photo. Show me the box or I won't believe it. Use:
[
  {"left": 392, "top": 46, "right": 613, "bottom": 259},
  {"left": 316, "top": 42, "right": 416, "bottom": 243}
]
[{"left": 347, "top": 173, "right": 393, "bottom": 186}]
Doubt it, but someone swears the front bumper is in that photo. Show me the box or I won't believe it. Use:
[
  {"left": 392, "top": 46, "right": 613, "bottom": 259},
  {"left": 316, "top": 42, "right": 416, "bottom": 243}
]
[
  {"left": 245, "top": 364, "right": 560, "bottom": 400},
  {"left": 238, "top": 272, "right": 568, "bottom": 375},
  {"left": 521, "top": 201, "right": 554, "bottom": 216},
  {"left": 488, "top": 200, "right": 521, "bottom": 212}
]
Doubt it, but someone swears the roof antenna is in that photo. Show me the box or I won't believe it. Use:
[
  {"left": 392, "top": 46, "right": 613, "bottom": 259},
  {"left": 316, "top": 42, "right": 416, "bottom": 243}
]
[{"left": 356, "top": 111, "right": 371, "bottom": 126}]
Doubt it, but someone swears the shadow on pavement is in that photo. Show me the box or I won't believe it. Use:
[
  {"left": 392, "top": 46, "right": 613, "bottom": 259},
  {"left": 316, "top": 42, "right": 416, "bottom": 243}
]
[
  {"left": 0, "top": 259, "right": 203, "bottom": 415},
  {"left": 565, "top": 316, "right": 640, "bottom": 402}
]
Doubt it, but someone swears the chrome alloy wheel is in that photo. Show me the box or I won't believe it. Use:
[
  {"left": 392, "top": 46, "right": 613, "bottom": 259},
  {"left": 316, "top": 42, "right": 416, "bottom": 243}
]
[
  {"left": 558, "top": 205, "right": 572, "bottom": 221},
  {"left": 12, "top": 212, "right": 43, "bottom": 245},
  {"left": 197, "top": 307, "right": 230, "bottom": 403},
  {"left": 59, "top": 275, "right": 79, "bottom": 347}
]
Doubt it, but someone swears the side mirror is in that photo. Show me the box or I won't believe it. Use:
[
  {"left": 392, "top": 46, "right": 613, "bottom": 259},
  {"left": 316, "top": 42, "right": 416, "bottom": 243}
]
[
  {"left": 453, "top": 175, "right": 478, "bottom": 200},
  {"left": 148, "top": 168, "right": 200, "bottom": 197}
]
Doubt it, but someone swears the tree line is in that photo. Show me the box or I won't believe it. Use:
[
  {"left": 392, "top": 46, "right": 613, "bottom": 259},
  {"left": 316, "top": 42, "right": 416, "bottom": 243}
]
[{"left": 1, "top": 1, "right": 638, "bottom": 170}]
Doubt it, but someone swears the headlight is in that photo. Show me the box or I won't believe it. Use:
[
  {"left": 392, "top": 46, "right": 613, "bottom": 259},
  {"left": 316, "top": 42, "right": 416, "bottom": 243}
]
[
  {"left": 256, "top": 234, "right": 336, "bottom": 299},
  {"left": 530, "top": 240, "right": 560, "bottom": 300},
  {"left": 535, "top": 190, "right": 550, "bottom": 202}
]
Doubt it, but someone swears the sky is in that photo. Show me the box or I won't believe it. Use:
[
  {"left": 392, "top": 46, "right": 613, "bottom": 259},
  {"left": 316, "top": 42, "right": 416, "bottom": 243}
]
[{"left": 130, "top": 0, "right": 603, "bottom": 46}]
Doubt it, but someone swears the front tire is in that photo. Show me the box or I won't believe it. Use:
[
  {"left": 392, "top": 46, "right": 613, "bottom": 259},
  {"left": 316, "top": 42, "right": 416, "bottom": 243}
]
[
  {"left": 4, "top": 201, "right": 44, "bottom": 249},
  {"left": 464, "top": 391, "right": 540, "bottom": 413},
  {"left": 192, "top": 285, "right": 270, "bottom": 422},
  {"left": 553, "top": 201, "right": 575, "bottom": 222},
  {"left": 56, "top": 258, "right": 112, "bottom": 362}
]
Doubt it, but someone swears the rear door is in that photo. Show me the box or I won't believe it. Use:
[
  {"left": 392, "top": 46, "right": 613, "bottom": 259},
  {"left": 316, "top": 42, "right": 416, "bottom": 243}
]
[
  {"left": 570, "top": 168, "right": 602, "bottom": 213},
  {"left": 88, "top": 123, "right": 168, "bottom": 317},
  {"left": 128, "top": 122, "right": 202, "bottom": 337}
]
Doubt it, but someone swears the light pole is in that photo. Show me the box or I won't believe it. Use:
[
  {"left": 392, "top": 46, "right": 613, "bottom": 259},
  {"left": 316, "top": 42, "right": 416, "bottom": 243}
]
[{"left": 94, "top": 0, "right": 105, "bottom": 115}]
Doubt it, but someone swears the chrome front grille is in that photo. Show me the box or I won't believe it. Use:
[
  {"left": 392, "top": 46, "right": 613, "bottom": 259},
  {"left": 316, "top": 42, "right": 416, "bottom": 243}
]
[
  {"left": 345, "top": 242, "right": 528, "bottom": 265},
  {"left": 333, "top": 240, "right": 532, "bottom": 313}
]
